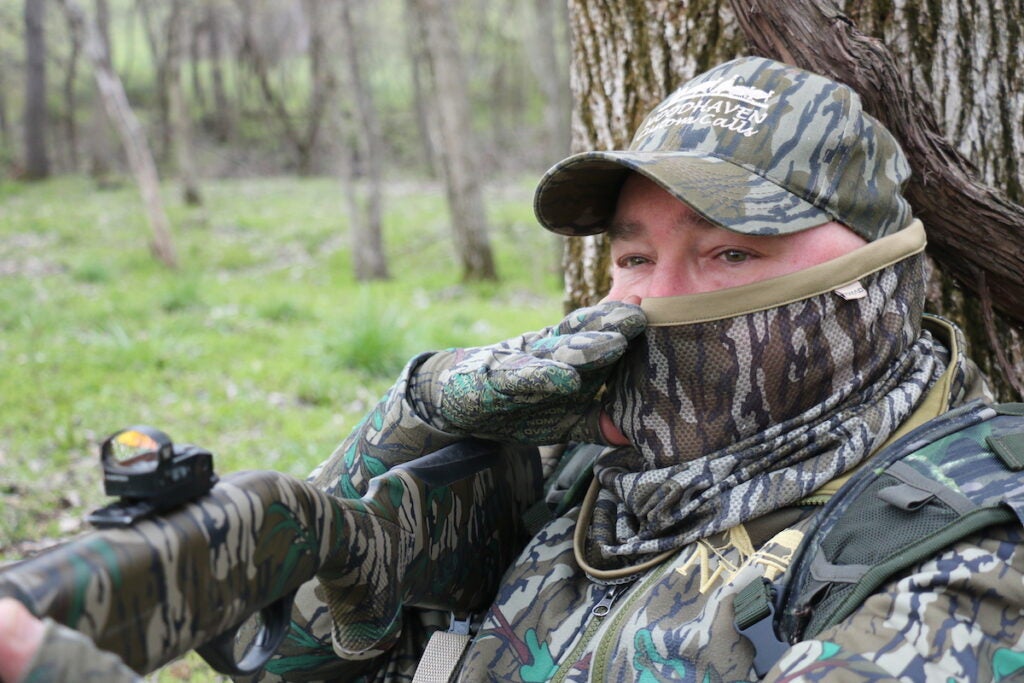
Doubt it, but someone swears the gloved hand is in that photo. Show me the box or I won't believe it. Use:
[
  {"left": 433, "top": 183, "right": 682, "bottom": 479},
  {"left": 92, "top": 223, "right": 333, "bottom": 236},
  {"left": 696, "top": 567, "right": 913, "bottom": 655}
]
[{"left": 408, "top": 301, "right": 646, "bottom": 445}]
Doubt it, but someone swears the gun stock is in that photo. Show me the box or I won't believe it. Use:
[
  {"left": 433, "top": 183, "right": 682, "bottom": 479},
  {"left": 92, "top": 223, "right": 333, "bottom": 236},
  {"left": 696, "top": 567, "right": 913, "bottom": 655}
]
[{"left": 0, "top": 440, "right": 541, "bottom": 675}]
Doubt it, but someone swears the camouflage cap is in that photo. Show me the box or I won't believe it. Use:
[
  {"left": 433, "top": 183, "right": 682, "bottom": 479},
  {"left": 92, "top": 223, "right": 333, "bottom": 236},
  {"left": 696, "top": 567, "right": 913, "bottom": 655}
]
[{"left": 533, "top": 56, "right": 913, "bottom": 241}]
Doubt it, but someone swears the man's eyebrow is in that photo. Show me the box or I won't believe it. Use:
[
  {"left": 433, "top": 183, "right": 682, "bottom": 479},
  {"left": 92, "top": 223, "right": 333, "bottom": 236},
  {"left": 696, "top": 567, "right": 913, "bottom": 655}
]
[
  {"left": 607, "top": 220, "right": 642, "bottom": 241},
  {"left": 679, "top": 204, "right": 718, "bottom": 230},
  {"left": 607, "top": 205, "right": 718, "bottom": 241}
]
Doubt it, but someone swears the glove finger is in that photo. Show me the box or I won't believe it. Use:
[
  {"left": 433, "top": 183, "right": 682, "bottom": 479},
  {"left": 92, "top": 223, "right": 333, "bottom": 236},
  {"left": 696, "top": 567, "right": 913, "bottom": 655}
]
[
  {"left": 487, "top": 358, "right": 582, "bottom": 399},
  {"left": 557, "top": 301, "right": 647, "bottom": 339},
  {"left": 496, "top": 326, "right": 557, "bottom": 354},
  {"left": 529, "top": 331, "right": 631, "bottom": 371}
]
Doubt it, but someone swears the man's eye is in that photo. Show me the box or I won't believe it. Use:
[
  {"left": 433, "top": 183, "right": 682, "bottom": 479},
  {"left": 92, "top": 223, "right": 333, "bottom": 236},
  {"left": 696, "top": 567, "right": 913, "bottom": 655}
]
[
  {"left": 718, "top": 249, "right": 750, "bottom": 263},
  {"left": 619, "top": 255, "right": 651, "bottom": 268}
]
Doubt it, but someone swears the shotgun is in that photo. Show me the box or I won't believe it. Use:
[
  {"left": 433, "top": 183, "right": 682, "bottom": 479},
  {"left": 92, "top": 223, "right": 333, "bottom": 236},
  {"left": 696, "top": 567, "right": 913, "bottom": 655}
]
[{"left": 0, "top": 429, "right": 541, "bottom": 676}]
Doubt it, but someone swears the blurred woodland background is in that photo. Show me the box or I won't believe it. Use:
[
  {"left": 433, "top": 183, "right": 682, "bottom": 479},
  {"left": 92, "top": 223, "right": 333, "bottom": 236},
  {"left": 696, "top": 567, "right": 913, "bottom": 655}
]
[
  {"left": 1, "top": 2, "right": 1023, "bottom": 677},
  {"left": 5, "top": 0, "right": 1024, "bottom": 383},
  {"left": 5, "top": 0, "right": 574, "bottom": 280}
]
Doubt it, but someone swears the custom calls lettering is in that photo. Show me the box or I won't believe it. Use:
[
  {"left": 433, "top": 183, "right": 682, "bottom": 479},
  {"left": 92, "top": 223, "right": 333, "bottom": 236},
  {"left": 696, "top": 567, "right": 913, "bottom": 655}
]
[{"left": 636, "top": 75, "right": 775, "bottom": 140}]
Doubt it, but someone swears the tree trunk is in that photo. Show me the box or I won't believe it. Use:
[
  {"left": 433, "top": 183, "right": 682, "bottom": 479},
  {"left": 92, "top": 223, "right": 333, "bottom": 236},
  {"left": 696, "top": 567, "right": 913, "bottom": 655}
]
[
  {"left": 409, "top": 0, "right": 497, "bottom": 282},
  {"left": 23, "top": 0, "right": 50, "bottom": 179},
  {"left": 188, "top": 8, "right": 206, "bottom": 112},
  {"left": 205, "top": 0, "right": 231, "bottom": 143},
  {"left": 87, "top": 0, "right": 116, "bottom": 185},
  {"left": 402, "top": 0, "right": 438, "bottom": 176},
  {"left": 136, "top": 0, "right": 172, "bottom": 162},
  {"left": 166, "top": 0, "right": 202, "bottom": 205},
  {"left": 337, "top": 0, "right": 388, "bottom": 281},
  {"left": 840, "top": 0, "right": 1024, "bottom": 401},
  {"left": 529, "top": 0, "right": 570, "bottom": 163},
  {"left": 0, "top": 61, "right": 9, "bottom": 151},
  {"left": 60, "top": 7, "right": 81, "bottom": 171},
  {"left": 59, "top": 0, "right": 178, "bottom": 268},
  {"left": 562, "top": 0, "right": 1024, "bottom": 400},
  {"left": 301, "top": 0, "right": 333, "bottom": 176}
]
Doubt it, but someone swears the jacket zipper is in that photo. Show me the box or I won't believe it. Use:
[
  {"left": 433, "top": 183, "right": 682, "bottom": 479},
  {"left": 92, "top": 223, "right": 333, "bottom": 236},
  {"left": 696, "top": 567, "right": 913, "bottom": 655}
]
[
  {"left": 591, "top": 557, "right": 679, "bottom": 681},
  {"left": 592, "top": 584, "right": 623, "bottom": 617},
  {"left": 549, "top": 582, "right": 629, "bottom": 683}
]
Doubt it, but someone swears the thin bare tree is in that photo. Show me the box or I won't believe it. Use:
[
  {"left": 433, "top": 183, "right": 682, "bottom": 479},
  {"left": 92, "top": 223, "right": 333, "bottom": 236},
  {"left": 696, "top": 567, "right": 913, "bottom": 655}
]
[
  {"left": 529, "top": 0, "right": 570, "bottom": 163},
  {"left": 166, "top": 0, "right": 202, "bottom": 205},
  {"left": 201, "top": 0, "right": 232, "bottom": 142},
  {"left": 23, "top": 0, "right": 50, "bottom": 179},
  {"left": 58, "top": 6, "right": 82, "bottom": 171},
  {"left": 335, "top": 0, "right": 388, "bottom": 281},
  {"left": 0, "top": 60, "right": 9, "bottom": 153},
  {"left": 402, "top": 0, "right": 438, "bottom": 176},
  {"left": 136, "top": 0, "right": 173, "bottom": 160},
  {"left": 86, "top": 0, "right": 115, "bottom": 185},
  {"left": 236, "top": 0, "right": 334, "bottom": 174},
  {"left": 58, "top": 0, "right": 178, "bottom": 268},
  {"left": 408, "top": 0, "right": 497, "bottom": 281}
]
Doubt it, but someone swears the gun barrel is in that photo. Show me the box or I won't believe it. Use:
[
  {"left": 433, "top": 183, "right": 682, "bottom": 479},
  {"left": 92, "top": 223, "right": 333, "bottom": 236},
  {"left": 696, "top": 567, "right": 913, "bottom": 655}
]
[{"left": 0, "top": 470, "right": 334, "bottom": 674}]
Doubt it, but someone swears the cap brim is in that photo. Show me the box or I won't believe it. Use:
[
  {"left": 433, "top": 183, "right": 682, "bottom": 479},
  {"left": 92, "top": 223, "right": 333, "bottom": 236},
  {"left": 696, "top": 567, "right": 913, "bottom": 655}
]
[{"left": 533, "top": 151, "right": 834, "bottom": 237}]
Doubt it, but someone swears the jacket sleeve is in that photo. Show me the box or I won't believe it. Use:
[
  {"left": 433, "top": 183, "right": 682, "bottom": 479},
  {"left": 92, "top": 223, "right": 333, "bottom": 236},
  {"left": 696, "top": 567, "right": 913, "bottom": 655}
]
[
  {"left": 765, "top": 521, "right": 1024, "bottom": 682},
  {"left": 18, "top": 620, "right": 140, "bottom": 683},
  {"left": 307, "top": 352, "right": 462, "bottom": 498}
]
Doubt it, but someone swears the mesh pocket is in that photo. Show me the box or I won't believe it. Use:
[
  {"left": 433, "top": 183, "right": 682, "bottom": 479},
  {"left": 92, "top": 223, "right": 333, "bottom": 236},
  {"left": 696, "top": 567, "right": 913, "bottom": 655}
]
[{"left": 806, "top": 473, "right": 960, "bottom": 635}]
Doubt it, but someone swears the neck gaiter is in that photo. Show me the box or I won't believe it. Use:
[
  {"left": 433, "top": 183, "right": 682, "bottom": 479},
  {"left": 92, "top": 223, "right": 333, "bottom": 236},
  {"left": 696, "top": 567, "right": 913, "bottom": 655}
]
[{"left": 581, "top": 221, "right": 959, "bottom": 575}]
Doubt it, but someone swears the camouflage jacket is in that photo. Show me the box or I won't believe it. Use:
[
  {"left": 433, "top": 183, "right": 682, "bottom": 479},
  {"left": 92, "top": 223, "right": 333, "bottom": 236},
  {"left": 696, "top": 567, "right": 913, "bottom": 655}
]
[{"left": 309, "top": 315, "right": 1022, "bottom": 683}]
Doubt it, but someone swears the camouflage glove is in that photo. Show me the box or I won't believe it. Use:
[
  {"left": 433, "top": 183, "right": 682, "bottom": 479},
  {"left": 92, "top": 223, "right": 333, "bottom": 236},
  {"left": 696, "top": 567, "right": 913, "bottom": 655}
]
[{"left": 409, "top": 301, "right": 646, "bottom": 445}]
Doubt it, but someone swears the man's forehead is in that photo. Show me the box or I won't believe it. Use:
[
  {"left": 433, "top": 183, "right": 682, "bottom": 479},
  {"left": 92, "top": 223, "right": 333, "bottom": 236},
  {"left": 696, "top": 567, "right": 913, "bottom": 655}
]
[{"left": 609, "top": 186, "right": 721, "bottom": 240}]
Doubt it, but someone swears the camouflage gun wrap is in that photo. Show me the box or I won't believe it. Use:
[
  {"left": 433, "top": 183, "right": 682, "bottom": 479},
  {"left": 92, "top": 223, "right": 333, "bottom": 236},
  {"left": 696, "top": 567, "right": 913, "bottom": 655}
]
[{"left": 0, "top": 439, "right": 541, "bottom": 676}]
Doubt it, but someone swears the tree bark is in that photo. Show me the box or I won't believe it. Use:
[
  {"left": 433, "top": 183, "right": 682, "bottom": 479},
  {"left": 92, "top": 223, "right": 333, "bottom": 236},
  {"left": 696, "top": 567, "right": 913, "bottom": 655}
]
[
  {"left": 188, "top": 7, "right": 206, "bottom": 112},
  {"left": 409, "top": 0, "right": 497, "bottom": 281},
  {"left": 337, "top": 0, "right": 388, "bottom": 281},
  {"left": 0, "top": 60, "right": 9, "bottom": 150},
  {"left": 59, "top": 0, "right": 178, "bottom": 268},
  {"left": 60, "top": 7, "right": 81, "bottom": 171},
  {"left": 23, "top": 0, "right": 50, "bottom": 179}
]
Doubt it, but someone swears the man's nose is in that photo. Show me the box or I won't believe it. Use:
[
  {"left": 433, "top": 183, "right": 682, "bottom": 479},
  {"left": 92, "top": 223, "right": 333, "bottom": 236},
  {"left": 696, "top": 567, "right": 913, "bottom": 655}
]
[{"left": 646, "top": 263, "right": 697, "bottom": 297}]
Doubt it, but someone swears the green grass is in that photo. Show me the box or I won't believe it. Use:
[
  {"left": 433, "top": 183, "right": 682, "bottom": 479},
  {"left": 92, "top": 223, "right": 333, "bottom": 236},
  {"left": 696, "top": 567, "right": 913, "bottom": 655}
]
[{"left": 0, "top": 173, "right": 564, "bottom": 557}]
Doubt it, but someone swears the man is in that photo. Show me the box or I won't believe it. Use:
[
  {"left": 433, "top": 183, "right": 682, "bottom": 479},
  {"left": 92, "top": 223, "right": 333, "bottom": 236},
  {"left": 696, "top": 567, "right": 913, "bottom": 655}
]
[{"left": 4, "top": 56, "right": 1017, "bottom": 682}]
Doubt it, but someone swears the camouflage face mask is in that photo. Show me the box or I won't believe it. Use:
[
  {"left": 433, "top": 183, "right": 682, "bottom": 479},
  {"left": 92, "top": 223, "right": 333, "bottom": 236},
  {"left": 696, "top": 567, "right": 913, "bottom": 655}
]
[{"left": 581, "top": 221, "right": 959, "bottom": 572}]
